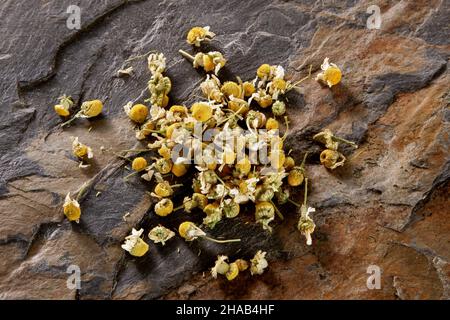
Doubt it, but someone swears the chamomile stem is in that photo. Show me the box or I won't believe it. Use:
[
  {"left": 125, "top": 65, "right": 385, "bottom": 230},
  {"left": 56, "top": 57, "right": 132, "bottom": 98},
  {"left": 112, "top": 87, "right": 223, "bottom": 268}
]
[
  {"left": 179, "top": 49, "right": 195, "bottom": 61},
  {"left": 288, "top": 198, "right": 302, "bottom": 207},
  {"left": 124, "top": 169, "right": 145, "bottom": 181},
  {"left": 120, "top": 149, "right": 151, "bottom": 153},
  {"left": 333, "top": 136, "right": 358, "bottom": 148},
  {"left": 202, "top": 235, "right": 241, "bottom": 244},
  {"left": 303, "top": 178, "right": 308, "bottom": 206},
  {"left": 114, "top": 153, "right": 131, "bottom": 162},
  {"left": 270, "top": 200, "right": 284, "bottom": 221},
  {"left": 282, "top": 116, "right": 289, "bottom": 141},
  {"left": 60, "top": 112, "right": 81, "bottom": 127},
  {"left": 291, "top": 65, "right": 312, "bottom": 88},
  {"left": 173, "top": 205, "right": 184, "bottom": 211},
  {"left": 300, "top": 152, "right": 309, "bottom": 168},
  {"left": 171, "top": 184, "right": 184, "bottom": 188}
]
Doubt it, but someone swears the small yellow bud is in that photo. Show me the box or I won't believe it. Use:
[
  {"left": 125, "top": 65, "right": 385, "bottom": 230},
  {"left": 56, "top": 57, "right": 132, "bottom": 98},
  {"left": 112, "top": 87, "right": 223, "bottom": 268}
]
[
  {"left": 128, "top": 104, "right": 148, "bottom": 123},
  {"left": 265, "top": 118, "right": 279, "bottom": 130},
  {"left": 191, "top": 102, "right": 213, "bottom": 122},
  {"left": 80, "top": 100, "right": 103, "bottom": 117},
  {"left": 257, "top": 64, "right": 271, "bottom": 78},
  {"left": 225, "top": 262, "right": 239, "bottom": 281},
  {"left": 155, "top": 198, "right": 174, "bottom": 216},
  {"left": 131, "top": 157, "right": 148, "bottom": 171}
]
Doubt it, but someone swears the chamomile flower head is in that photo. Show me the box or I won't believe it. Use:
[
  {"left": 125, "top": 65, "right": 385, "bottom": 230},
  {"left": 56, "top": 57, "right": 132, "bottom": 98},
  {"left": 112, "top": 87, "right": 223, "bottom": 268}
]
[
  {"left": 272, "top": 100, "right": 286, "bottom": 116},
  {"left": 298, "top": 205, "right": 316, "bottom": 245},
  {"left": 178, "top": 221, "right": 206, "bottom": 241},
  {"left": 148, "top": 225, "right": 175, "bottom": 246},
  {"left": 315, "top": 57, "right": 342, "bottom": 87},
  {"left": 154, "top": 181, "right": 174, "bottom": 197},
  {"left": 121, "top": 228, "right": 149, "bottom": 257},
  {"left": 193, "top": 51, "right": 227, "bottom": 75},
  {"left": 155, "top": 158, "right": 173, "bottom": 174},
  {"left": 250, "top": 250, "right": 268, "bottom": 275},
  {"left": 132, "top": 157, "right": 148, "bottom": 171},
  {"left": 63, "top": 192, "right": 81, "bottom": 222},
  {"left": 147, "top": 52, "right": 166, "bottom": 74},
  {"left": 187, "top": 26, "right": 215, "bottom": 47},
  {"left": 257, "top": 64, "right": 271, "bottom": 79},
  {"left": 124, "top": 103, "right": 149, "bottom": 124},
  {"left": 54, "top": 95, "right": 73, "bottom": 117},
  {"left": 191, "top": 102, "right": 213, "bottom": 122},
  {"left": 211, "top": 255, "right": 230, "bottom": 278},
  {"left": 255, "top": 201, "right": 275, "bottom": 232},
  {"left": 200, "top": 75, "right": 223, "bottom": 102},
  {"left": 225, "top": 262, "right": 239, "bottom": 281},
  {"left": 242, "top": 81, "right": 256, "bottom": 97},
  {"left": 79, "top": 100, "right": 103, "bottom": 118},
  {"left": 148, "top": 72, "right": 172, "bottom": 107},
  {"left": 265, "top": 118, "right": 279, "bottom": 130},
  {"left": 71, "top": 137, "right": 93, "bottom": 160},
  {"left": 320, "top": 149, "right": 345, "bottom": 170},
  {"left": 222, "top": 199, "right": 240, "bottom": 218},
  {"left": 253, "top": 89, "right": 273, "bottom": 108},
  {"left": 221, "top": 81, "right": 242, "bottom": 99},
  {"left": 288, "top": 167, "right": 304, "bottom": 186},
  {"left": 154, "top": 198, "right": 174, "bottom": 216},
  {"left": 235, "top": 259, "right": 249, "bottom": 271},
  {"left": 172, "top": 163, "right": 188, "bottom": 177}
]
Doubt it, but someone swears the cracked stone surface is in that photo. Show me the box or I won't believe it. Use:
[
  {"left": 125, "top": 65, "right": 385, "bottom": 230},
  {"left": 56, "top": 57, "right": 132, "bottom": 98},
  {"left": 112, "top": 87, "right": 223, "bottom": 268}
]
[{"left": 0, "top": 0, "right": 449, "bottom": 299}]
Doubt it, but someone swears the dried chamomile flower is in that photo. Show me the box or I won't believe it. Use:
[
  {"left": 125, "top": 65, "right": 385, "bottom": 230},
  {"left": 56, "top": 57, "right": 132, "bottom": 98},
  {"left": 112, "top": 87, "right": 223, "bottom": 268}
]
[
  {"left": 191, "top": 102, "right": 213, "bottom": 122},
  {"left": 187, "top": 26, "right": 215, "bottom": 47},
  {"left": 148, "top": 72, "right": 171, "bottom": 107},
  {"left": 288, "top": 152, "right": 307, "bottom": 186},
  {"left": 200, "top": 75, "right": 223, "bottom": 102},
  {"left": 155, "top": 158, "right": 173, "bottom": 174},
  {"left": 221, "top": 81, "right": 242, "bottom": 99},
  {"left": 313, "top": 129, "right": 358, "bottom": 151},
  {"left": 154, "top": 181, "right": 183, "bottom": 197},
  {"left": 275, "top": 188, "right": 290, "bottom": 205},
  {"left": 63, "top": 192, "right": 81, "bottom": 222},
  {"left": 255, "top": 201, "right": 275, "bottom": 232},
  {"left": 283, "top": 156, "right": 295, "bottom": 170},
  {"left": 72, "top": 137, "right": 93, "bottom": 160},
  {"left": 272, "top": 100, "right": 286, "bottom": 117},
  {"left": 154, "top": 198, "right": 174, "bottom": 216},
  {"left": 132, "top": 157, "right": 148, "bottom": 171},
  {"left": 250, "top": 250, "right": 268, "bottom": 275},
  {"left": 320, "top": 149, "right": 346, "bottom": 170},
  {"left": 178, "top": 221, "right": 206, "bottom": 241},
  {"left": 124, "top": 103, "right": 149, "bottom": 124},
  {"left": 61, "top": 99, "right": 104, "bottom": 127},
  {"left": 54, "top": 95, "right": 73, "bottom": 117},
  {"left": 298, "top": 205, "right": 316, "bottom": 245},
  {"left": 192, "top": 193, "right": 208, "bottom": 210},
  {"left": 246, "top": 110, "right": 266, "bottom": 129},
  {"left": 266, "top": 118, "right": 279, "bottom": 131},
  {"left": 172, "top": 163, "right": 188, "bottom": 177},
  {"left": 257, "top": 64, "right": 271, "bottom": 79},
  {"left": 315, "top": 57, "right": 342, "bottom": 87},
  {"left": 211, "top": 255, "right": 230, "bottom": 278},
  {"left": 235, "top": 259, "right": 249, "bottom": 271},
  {"left": 242, "top": 81, "right": 256, "bottom": 97},
  {"left": 296, "top": 178, "right": 316, "bottom": 245},
  {"left": 178, "top": 221, "right": 240, "bottom": 243},
  {"left": 225, "top": 262, "right": 239, "bottom": 281},
  {"left": 253, "top": 89, "right": 273, "bottom": 108},
  {"left": 148, "top": 225, "right": 175, "bottom": 246},
  {"left": 203, "top": 203, "right": 223, "bottom": 229},
  {"left": 79, "top": 100, "right": 103, "bottom": 118},
  {"left": 147, "top": 52, "right": 166, "bottom": 74},
  {"left": 179, "top": 50, "right": 226, "bottom": 75},
  {"left": 222, "top": 199, "right": 240, "bottom": 218},
  {"left": 121, "top": 228, "right": 149, "bottom": 257}
]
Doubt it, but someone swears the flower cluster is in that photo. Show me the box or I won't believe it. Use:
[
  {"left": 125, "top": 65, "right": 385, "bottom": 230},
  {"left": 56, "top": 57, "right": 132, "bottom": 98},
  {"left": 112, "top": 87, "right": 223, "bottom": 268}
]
[
  {"left": 210, "top": 251, "right": 267, "bottom": 281},
  {"left": 56, "top": 26, "right": 358, "bottom": 283},
  {"left": 313, "top": 129, "right": 358, "bottom": 169}
]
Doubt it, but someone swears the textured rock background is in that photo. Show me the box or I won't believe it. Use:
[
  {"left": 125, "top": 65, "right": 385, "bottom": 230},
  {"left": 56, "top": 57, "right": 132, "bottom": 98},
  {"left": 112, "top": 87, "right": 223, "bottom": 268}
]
[{"left": 0, "top": 0, "right": 448, "bottom": 299}]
